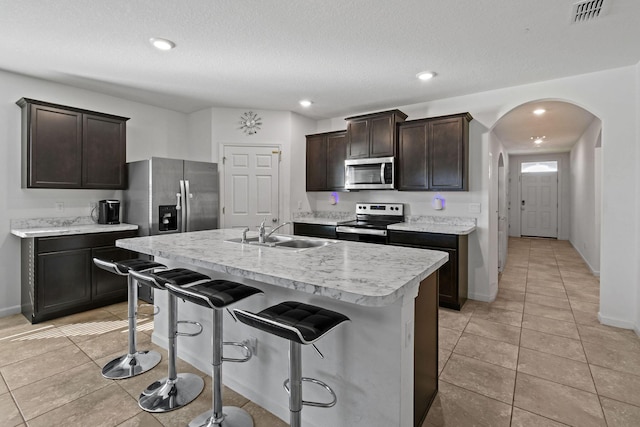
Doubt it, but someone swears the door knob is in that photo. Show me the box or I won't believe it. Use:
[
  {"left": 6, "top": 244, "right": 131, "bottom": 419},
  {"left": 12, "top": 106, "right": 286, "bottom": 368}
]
[{"left": 272, "top": 218, "right": 278, "bottom": 222}]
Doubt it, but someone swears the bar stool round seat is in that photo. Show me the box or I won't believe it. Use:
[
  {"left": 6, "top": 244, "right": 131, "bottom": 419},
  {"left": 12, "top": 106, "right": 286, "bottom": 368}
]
[
  {"left": 234, "top": 301, "right": 349, "bottom": 427},
  {"left": 129, "top": 267, "right": 209, "bottom": 413},
  {"left": 92, "top": 258, "right": 166, "bottom": 379},
  {"left": 166, "top": 279, "right": 263, "bottom": 427}
]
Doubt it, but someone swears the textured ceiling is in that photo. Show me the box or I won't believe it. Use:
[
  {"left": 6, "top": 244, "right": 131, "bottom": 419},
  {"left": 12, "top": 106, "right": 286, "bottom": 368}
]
[{"left": 0, "top": 0, "right": 637, "bottom": 138}]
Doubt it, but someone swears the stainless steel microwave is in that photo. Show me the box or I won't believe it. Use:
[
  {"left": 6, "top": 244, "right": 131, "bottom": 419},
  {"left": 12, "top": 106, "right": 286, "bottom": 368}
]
[{"left": 344, "top": 157, "right": 395, "bottom": 190}]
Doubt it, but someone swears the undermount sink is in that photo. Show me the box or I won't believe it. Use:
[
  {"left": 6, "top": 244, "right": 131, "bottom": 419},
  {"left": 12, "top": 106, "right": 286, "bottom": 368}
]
[
  {"left": 225, "top": 235, "right": 336, "bottom": 251},
  {"left": 225, "top": 235, "right": 293, "bottom": 245},
  {"left": 273, "top": 239, "right": 333, "bottom": 249}
]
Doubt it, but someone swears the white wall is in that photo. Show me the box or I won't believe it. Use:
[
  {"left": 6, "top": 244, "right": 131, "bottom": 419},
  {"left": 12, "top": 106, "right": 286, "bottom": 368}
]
[
  {"left": 187, "top": 108, "right": 213, "bottom": 161},
  {"left": 570, "top": 118, "right": 602, "bottom": 274},
  {"left": 508, "top": 153, "right": 571, "bottom": 241},
  {"left": 0, "top": 69, "right": 190, "bottom": 317},
  {"left": 636, "top": 62, "right": 640, "bottom": 336},
  {"left": 207, "top": 107, "right": 316, "bottom": 231},
  {"left": 303, "top": 65, "right": 639, "bottom": 331}
]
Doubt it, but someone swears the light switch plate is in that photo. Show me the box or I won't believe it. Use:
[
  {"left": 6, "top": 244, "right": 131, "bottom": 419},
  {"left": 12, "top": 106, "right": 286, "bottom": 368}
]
[{"left": 468, "top": 203, "right": 481, "bottom": 214}]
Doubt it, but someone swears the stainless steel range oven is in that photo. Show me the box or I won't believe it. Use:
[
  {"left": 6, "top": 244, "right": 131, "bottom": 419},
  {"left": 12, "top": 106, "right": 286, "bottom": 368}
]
[{"left": 336, "top": 202, "right": 404, "bottom": 244}]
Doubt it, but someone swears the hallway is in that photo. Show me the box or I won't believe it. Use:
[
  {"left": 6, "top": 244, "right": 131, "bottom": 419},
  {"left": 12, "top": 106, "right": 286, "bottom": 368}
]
[{"left": 425, "top": 237, "right": 640, "bottom": 426}]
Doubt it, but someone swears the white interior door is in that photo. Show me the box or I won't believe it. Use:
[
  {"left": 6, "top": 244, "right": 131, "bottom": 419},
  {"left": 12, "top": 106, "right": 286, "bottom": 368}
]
[
  {"left": 520, "top": 172, "right": 558, "bottom": 238},
  {"left": 222, "top": 145, "right": 280, "bottom": 231}
]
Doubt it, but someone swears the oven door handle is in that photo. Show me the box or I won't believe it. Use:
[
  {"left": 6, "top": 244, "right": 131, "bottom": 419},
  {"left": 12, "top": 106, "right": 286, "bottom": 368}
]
[{"left": 336, "top": 226, "right": 387, "bottom": 237}]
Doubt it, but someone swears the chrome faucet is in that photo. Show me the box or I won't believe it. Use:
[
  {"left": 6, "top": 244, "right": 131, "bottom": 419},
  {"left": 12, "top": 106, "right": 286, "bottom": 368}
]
[
  {"left": 258, "top": 219, "right": 291, "bottom": 244},
  {"left": 258, "top": 218, "right": 267, "bottom": 244},
  {"left": 241, "top": 227, "right": 250, "bottom": 243},
  {"left": 266, "top": 221, "right": 291, "bottom": 239}
]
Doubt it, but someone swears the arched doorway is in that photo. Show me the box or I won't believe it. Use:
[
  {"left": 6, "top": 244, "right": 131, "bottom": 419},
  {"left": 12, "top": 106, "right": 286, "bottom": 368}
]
[{"left": 491, "top": 99, "right": 602, "bottom": 274}]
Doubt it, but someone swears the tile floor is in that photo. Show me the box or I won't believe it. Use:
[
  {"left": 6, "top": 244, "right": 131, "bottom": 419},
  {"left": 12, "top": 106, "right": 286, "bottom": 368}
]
[
  {"left": 0, "top": 237, "right": 638, "bottom": 426},
  {"left": 424, "top": 237, "right": 640, "bottom": 427}
]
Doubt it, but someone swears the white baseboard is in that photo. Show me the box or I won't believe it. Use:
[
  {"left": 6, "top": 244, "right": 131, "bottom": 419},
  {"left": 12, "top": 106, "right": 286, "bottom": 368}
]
[
  {"left": 468, "top": 290, "right": 497, "bottom": 303},
  {"left": 0, "top": 305, "right": 22, "bottom": 318},
  {"left": 598, "top": 312, "right": 638, "bottom": 333},
  {"left": 569, "top": 240, "right": 600, "bottom": 276}
]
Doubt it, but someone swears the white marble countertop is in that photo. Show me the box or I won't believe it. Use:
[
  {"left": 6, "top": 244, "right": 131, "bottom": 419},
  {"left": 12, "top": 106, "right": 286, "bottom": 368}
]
[
  {"left": 11, "top": 220, "right": 138, "bottom": 238},
  {"left": 116, "top": 228, "right": 448, "bottom": 307},
  {"left": 388, "top": 222, "right": 476, "bottom": 235}
]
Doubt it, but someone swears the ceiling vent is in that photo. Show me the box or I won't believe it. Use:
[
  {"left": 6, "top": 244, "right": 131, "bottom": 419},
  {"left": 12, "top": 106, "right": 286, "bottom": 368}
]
[{"left": 571, "top": 0, "right": 608, "bottom": 23}]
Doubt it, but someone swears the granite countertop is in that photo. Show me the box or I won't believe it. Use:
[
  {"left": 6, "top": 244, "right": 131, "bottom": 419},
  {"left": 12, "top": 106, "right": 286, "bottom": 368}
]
[
  {"left": 10, "top": 216, "right": 138, "bottom": 238},
  {"left": 116, "top": 228, "right": 448, "bottom": 307},
  {"left": 388, "top": 223, "right": 476, "bottom": 235},
  {"left": 293, "top": 212, "right": 476, "bottom": 235}
]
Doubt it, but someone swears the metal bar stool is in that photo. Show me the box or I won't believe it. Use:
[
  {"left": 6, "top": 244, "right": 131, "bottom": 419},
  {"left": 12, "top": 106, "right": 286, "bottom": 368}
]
[
  {"left": 129, "top": 267, "right": 209, "bottom": 413},
  {"left": 234, "top": 301, "right": 349, "bottom": 427},
  {"left": 165, "top": 279, "right": 263, "bottom": 427},
  {"left": 92, "top": 258, "right": 166, "bottom": 379}
]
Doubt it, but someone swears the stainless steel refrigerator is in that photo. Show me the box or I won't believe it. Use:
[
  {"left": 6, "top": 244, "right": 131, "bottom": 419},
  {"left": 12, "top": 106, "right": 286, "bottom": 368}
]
[{"left": 123, "top": 157, "right": 219, "bottom": 300}]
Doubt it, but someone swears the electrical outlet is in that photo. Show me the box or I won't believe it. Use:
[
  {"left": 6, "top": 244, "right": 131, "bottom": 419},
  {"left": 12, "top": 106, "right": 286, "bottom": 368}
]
[
  {"left": 55, "top": 202, "right": 64, "bottom": 212},
  {"left": 297, "top": 200, "right": 302, "bottom": 210},
  {"left": 468, "top": 203, "right": 481, "bottom": 214}
]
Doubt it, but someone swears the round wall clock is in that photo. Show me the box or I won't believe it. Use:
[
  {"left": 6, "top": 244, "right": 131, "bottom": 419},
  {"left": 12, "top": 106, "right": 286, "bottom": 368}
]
[{"left": 239, "top": 111, "right": 262, "bottom": 135}]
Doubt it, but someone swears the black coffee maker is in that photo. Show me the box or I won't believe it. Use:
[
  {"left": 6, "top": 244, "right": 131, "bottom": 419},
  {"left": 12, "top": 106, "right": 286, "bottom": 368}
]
[{"left": 98, "top": 200, "right": 120, "bottom": 224}]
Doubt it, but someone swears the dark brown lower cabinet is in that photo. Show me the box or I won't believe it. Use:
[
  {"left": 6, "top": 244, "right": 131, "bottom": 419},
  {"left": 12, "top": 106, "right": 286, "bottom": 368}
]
[
  {"left": 389, "top": 230, "right": 468, "bottom": 310},
  {"left": 21, "top": 230, "right": 136, "bottom": 323},
  {"left": 293, "top": 223, "right": 337, "bottom": 239}
]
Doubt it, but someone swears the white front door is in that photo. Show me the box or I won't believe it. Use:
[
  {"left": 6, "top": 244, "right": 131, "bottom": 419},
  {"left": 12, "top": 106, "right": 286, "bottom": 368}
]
[
  {"left": 222, "top": 145, "right": 280, "bottom": 231},
  {"left": 520, "top": 172, "right": 558, "bottom": 238}
]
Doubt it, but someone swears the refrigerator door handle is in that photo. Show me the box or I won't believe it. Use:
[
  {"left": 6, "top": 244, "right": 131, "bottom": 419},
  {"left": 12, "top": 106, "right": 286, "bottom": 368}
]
[
  {"left": 179, "top": 180, "right": 187, "bottom": 232},
  {"left": 184, "top": 179, "right": 192, "bottom": 232}
]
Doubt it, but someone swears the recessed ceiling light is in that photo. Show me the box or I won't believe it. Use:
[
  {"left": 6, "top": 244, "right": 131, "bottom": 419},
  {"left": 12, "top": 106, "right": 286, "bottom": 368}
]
[
  {"left": 150, "top": 38, "right": 176, "bottom": 51},
  {"left": 299, "top": 100, "right": 312, "bottom": 107},
  {"left": 416, "top": 71, "right": 436, "bottom": 81},
  {"left": 530, "top": 136, "right": 546, "bottom": 144},
  {"left": 533, "top": 108, "right": 546, "bottom": 115}
]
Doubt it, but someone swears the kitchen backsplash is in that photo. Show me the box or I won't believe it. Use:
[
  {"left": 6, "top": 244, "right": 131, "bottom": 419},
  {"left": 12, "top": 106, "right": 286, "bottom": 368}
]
[
  {"left": 292, "top": 211, "right": 355, "bottom": 221},
  {"left": 10, "top": 216, "right": 96, "bottom": 229},
  {"left": 403, "top": 215, "right": 476, "bottom": 226}
]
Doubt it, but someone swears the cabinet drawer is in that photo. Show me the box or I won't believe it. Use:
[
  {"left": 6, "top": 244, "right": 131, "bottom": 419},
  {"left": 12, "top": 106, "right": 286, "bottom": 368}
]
[
  {"left": 388, "top": 230, "right": 457, "bottom": 249},
  {"left": 36, "top": 230, "right": 137, "bottom": 254}
]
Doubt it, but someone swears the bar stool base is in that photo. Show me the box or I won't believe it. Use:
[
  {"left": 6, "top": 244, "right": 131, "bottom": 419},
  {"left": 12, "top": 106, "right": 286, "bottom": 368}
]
[
  {"left": 189, "top": 406, "right": 254, "bottom": 427},
  {"left": 101, "top": 350, "right": 162, "bottom": 380},
  {"left": 139, "top": 373, "right": 204, "bottom": 413}
]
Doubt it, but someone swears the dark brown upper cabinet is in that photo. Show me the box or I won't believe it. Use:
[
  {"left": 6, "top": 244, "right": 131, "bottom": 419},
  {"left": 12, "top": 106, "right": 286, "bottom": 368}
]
[
  {"left": 17, "top": 98, "right": 129, "bottom": 189},
  {"left": 345, "top": 109, "right": 407, "bottom": 159},
  {"left": 306, "top": 130, "right": 347, "bottom": 191},
  {"left": 397, "top": 113, "right": 472, "bottom": 191}
]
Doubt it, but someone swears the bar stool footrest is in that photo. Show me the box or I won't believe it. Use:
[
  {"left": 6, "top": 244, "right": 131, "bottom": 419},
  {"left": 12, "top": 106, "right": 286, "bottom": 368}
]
[
  {"left": 283, "top": 377, "right": 337, "bottom": 408},
  {"left": 137, "top": 303, "right": 160, "bottom": 318},
  {"left": 176, "top": 320, "right": 203, "bottom": 337},
  {"left": 221, "top": 341, "right": 252, "bottom": 363}
]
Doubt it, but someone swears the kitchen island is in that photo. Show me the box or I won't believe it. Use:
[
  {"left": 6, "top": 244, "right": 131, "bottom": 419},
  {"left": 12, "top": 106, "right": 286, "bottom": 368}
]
[{"left": 117, "top": 228, "right": 448, "bottom": 427}]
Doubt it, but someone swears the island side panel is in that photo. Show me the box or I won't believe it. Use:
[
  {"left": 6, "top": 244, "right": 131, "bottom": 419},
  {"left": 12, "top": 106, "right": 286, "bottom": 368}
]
[
  {"left": 414, "top": 272, "right": 439, "bottom": 426},
  {"left": 151, "top": 258, "right": 410, "bottom": 427}
]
